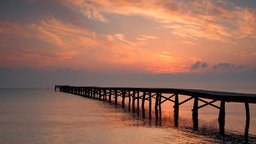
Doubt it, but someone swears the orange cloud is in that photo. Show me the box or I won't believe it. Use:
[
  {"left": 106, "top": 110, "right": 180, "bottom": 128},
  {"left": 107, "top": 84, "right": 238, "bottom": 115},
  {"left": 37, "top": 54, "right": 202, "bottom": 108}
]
[
  {"left": 136, "top": 35, "right": 158, "bottom": 41},
  {"left": 235, "top": 9, "right": 256, "bottom": 38},
  {"left": 2, "top": 0, "right": 255, "bottom": 73},
  {"left": 60, "top": 0, "right": 256, "bottom": 42},
  {"left": 0, "top": 18, "right": 144, "bottom": 69}
]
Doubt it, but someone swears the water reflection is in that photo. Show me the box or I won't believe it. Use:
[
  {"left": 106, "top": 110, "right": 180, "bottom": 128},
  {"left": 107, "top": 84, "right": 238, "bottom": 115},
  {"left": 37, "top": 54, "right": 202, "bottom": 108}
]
[{"left": 116, "top": 96, "right": 256, "bottom": 143}]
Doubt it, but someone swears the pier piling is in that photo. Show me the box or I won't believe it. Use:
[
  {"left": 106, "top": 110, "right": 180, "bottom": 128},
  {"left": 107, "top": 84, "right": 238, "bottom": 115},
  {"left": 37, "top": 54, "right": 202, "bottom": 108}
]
[
  {"left": 218, "top": 101, "right": 225, "bottom": 136},
  {"left": 192, "top": 95, "right": 199, "bottom": 131}
]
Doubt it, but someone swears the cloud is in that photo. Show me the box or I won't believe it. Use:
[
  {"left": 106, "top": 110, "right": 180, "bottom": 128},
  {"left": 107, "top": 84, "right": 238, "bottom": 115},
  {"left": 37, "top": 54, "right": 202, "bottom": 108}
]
[
  {"left": 81, "top": 4, "right": 109, "bottom": 23},
  {"left": 212, "top": 62, "right": 244, "bottom": 71},
  {"left": 1, "top": 0, "right": 255, "bottom": 74},
  {"left": 0, "top": 18, "right": 143, "bottom": 69},
  {"left": 235, "top": 9, "right": 256, "bottom": 38},
  {"left": 114, "top": 33, "right": 134, "bottom": 46},
  {"left": 60, "top": 0, "right": 256, "bottom": 41},
  {"left": 190, "top": 61, "right": 208, "bottom": 70},
  {"left": 136, "top": 35, "right": 158, "bottom": 41}
]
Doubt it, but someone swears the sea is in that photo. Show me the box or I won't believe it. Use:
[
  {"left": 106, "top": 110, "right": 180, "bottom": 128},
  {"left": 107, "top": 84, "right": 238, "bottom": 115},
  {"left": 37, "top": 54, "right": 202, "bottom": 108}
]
[{"left": 0, "top": 88, "right": 255, "bottom": 144}]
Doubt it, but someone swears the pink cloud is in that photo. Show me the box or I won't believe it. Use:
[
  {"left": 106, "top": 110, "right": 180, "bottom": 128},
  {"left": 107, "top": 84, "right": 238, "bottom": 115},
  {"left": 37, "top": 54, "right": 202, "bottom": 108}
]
[
  {"left": 60, "top": 0, "right": 256, "bottom": 41},
  {"left": 0, "top": 18, "right": 144, "bottom": 69}
]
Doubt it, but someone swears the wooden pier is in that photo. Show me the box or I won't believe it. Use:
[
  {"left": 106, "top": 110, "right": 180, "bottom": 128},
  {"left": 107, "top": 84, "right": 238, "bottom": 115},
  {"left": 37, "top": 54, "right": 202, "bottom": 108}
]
[{"left": 55, "top": 85, "right": 256, "bottom": 137}]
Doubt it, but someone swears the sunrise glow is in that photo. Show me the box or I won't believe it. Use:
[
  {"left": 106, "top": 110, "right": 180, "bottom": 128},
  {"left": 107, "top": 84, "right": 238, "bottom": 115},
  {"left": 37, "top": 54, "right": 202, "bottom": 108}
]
[{"left": 0, "top": 0, "right": 256, "bottom": 88}]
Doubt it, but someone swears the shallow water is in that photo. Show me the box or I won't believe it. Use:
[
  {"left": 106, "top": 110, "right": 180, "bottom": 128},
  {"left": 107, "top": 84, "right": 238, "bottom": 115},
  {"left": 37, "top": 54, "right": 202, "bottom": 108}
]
[{"left": 0, "top": 88, "right": 255, "bottom": 143}]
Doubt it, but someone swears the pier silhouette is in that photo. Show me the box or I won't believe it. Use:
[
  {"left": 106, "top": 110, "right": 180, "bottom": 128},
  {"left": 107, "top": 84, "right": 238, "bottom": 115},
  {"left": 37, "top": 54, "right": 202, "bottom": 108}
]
[{"left": 55, "top": 85, "right": 256, "bottom": 140}]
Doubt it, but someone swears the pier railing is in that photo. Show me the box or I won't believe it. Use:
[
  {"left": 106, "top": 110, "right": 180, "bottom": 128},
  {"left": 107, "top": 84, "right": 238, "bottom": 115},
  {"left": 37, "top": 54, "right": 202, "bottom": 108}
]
[{"left": 55, "top": 85, "right": 256, "bottom": 137}]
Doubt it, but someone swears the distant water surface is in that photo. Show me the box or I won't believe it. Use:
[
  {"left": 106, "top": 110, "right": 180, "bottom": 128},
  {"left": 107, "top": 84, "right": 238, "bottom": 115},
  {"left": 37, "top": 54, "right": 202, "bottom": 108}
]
[{"left": 0, "top": 88, "right": 255, "bottom": 143}]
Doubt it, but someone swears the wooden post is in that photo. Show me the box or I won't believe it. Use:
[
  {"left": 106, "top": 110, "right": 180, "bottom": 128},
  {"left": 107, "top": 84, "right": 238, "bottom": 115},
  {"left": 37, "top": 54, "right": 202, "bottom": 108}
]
[
  {"left": 142, "top": 91, "right": 146, "bottom": 118},
  {"left": 149, "top": 92, "right": 152, "bottom": 119},
  {"left": 128, "top": 91, "right": 131, "bottom": 112},
  {"left": 244, "top": 102, "right": 250, "bottom": 141},
  {"left": 99, "top": 89, "right": 102, "bottom": 101},
  {"left": 103, "top": 89, "right": 106, "bottom": 101},
  {"left": 193, "top": 95, "right": 198, "bottom": 131},
  {"left": 132, "top": 91, "right": 136, "bottom": 113},
  {"left": 81, "top": 88, "right": 84, "bottom": 96},
  {"left": 137, "top": 91, "right": 140, "bottom": 114},
  {"left": 174, "top": 93, "right": 179, "bottom": 127},
  {"left": 92, "top": 88, "right": 94, "bottom": 99},
  {"left": 108, "top": 90, "right": 111, "bottom": 103},
  {"left": 115, "top": 90, "right": 118, "bottom": 105},
  {"left": 155, "top": 92, "right": 159, "bottom": 121},
  {"left": 159, "top": 93, "right": 162, "bottom": 124},
  {"left": 122, "top": 90, "right": 125, "bottom": 108},
  {"left": 218, "top": 100, "right": 225, "bottom": 136}
]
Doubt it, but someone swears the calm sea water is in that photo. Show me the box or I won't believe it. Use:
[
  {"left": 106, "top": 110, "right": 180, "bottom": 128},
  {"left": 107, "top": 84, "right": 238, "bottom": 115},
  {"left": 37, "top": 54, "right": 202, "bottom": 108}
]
[{"left": 0, "top": 88, "right": 255, "bottom": 143}]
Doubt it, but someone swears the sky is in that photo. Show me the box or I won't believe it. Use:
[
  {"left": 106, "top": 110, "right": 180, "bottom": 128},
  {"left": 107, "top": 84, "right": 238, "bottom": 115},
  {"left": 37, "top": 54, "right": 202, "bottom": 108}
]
[{"left": 0, "top": 0, "right": 256, "bottom": 91}]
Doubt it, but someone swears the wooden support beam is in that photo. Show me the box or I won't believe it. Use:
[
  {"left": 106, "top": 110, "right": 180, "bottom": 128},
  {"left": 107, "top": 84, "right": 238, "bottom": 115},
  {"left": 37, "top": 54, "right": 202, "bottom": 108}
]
[
  {"left": 244, "top": 102, "right": 250, "bottom": 141},
  {"left": 132, "top": 91, "right": 136, "bottom": 113},
  {"left": 198, "top": 99, "right": 219, "bottom": 109},
  {"left": 103, "top": 89, "right": 106, "bottom": 101},
  {"left": 108, "top": 90, "right": 112, "bottom": 104},
  {"left": 93, "top": 89, "right": 96, "bottom": 99},
  {"left": 179, "top": 96, "right": 193, "bottom": 106},
  {"left": 99, "top": 89, "right": 102, "bottom": 101},
  {"left": 122, "top": 90, "right": 125, "bottom": 108},
  {"left": 128, "top": 91, "right": 131, "bottom": 112},
  {"left": 137, "top": 91, "right": 140, "bottom": 114},
  {"left": 159, "top": 93, "right": 162, "bottom": 123},
  {"left": 174, "top": 93, "right": 179, "bottom": 127},
  {"left": 114, "top": 90, "right": 118, "bottom": 105},
  {"left": 155, "top": 92, "right": 159, "bottom": 121},
  {"left": 218, "top": 101, "right": 225, "bottom": 136},
  {"left": 142, "top": 91, "right": 146, "bottom": 118},
  {"left": 160, "top": 94, "right": 175, "bottom": 104},
  {"left": 193, "top": 95, "right": 198, "bottom": 131},
  {"left": 149, "top": 92, "right": 152, "bottom": 119}
]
